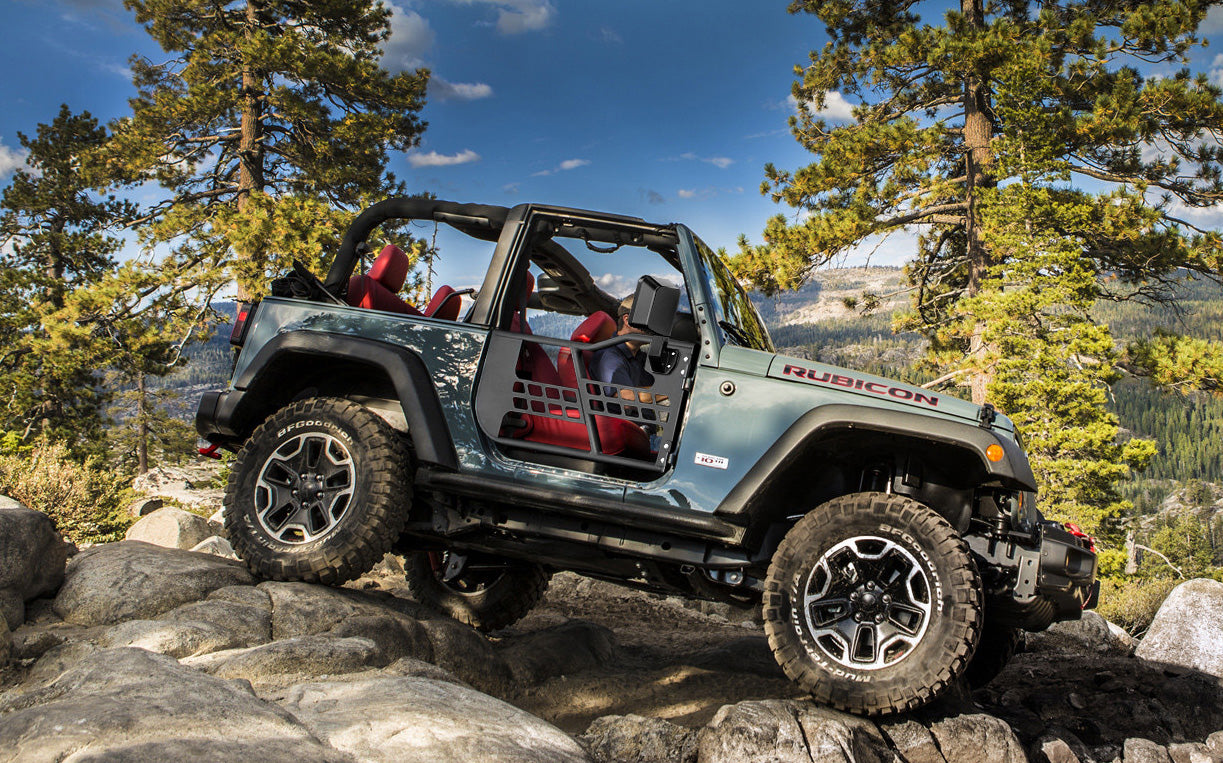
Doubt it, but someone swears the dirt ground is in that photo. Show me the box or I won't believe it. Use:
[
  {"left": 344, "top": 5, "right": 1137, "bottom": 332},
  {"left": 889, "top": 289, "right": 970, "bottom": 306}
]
[{"left": 486, "top": 573, "right": 805, "bottom": 733}]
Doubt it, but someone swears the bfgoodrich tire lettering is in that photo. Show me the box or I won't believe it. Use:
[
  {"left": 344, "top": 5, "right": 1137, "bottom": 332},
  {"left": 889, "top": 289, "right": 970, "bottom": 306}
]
[
  {"left": 763, "top": 492, "right": 982, "bottom": 715},
  {"left": 225, "top": 397, "right": 412, "bottom": 584}
]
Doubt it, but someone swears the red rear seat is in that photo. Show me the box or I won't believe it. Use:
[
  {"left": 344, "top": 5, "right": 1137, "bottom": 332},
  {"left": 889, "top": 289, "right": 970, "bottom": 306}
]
[
  {"left": 346, "top": 245, "right": 422, "bottom": 316},
  {"left": 424, "top": 285, "right": 461, "bottom": 320}
]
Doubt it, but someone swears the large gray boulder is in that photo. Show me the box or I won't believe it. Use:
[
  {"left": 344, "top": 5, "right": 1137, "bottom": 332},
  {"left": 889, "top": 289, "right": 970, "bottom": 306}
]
[
  {"left": 1136, "top": 578, "right": 1223, "bottom": 678},
  {"left": 580, "top": 714, "right": 696, "bottom": 763},
  {"left": 499, "top": 620, "right": 616, "bottom": 685},
  {"left": 191, "top": 534, "right": 238, "bottom": 559},
  {"left": 125, "top": 506, "right": 214, "bottom": 550},
  {"left": 929, "top": 714, "right": 1027, "bottom": 763},
  {"left": 98, "top": 585, "right": 274, "bottom": 660},
  {"left": 1030, "top": 611, "right": 1131, "bottom": 654},
  {"left": 695, "top": 700, "right": 892, "bottom": 763},
  {"left": 0, "top": 500, "right": 68, "bottom": 629},
  {"left": 0, "top": 647, "right": 340, "bottom": 761},
  {"left": 257, "top": 581, "right": 423, "bottom": 639},
  {"left": 184, "top": 634, "right": 393, "bottom": 687},
  {"left": 879, "top": 719, "right": 947, "bottom": 763},
  {"left": 277, "top": 676, "right": 590, "bottom": 762},
  {"left": 52, "top": 541, "right": 255, "bottom": 626}
]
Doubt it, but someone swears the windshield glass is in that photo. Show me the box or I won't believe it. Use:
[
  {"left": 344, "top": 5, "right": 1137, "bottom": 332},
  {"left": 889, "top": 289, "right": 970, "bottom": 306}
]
[{"left": 692, "top": 235, "right": 774, "bottom": 353}]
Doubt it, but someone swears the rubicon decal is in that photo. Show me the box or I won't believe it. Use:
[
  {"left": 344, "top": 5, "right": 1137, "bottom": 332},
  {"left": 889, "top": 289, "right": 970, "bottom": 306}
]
[{"left": 782, "top": 364, "right": 939, "bottom": 408}]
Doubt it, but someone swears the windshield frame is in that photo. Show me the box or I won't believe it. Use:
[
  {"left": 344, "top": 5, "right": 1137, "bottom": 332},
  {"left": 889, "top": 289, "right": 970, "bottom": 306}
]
[{"left": 687, "top": 233, "right": 775, "bottom": 354}]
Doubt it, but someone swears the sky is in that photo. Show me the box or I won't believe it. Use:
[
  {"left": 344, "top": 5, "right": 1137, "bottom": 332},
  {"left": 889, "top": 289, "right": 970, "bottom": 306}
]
[{"left": 2, "top": 0, "right": 1222, "bottom": 295}]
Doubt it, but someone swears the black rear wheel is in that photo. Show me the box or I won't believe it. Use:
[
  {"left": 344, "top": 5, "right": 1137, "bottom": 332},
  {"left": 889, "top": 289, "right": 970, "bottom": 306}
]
[
  {"left": 763, "top": 492, "right": 982, "bottom": 715},
  {"left": 225, "top": 397, "right": 412, "bottom": 584},
  {"left": 964, "top": 617, "right": 1022, "bottom": 689},
  {"left": 404, "top": 551, "right": 549, "bottom": 632}
]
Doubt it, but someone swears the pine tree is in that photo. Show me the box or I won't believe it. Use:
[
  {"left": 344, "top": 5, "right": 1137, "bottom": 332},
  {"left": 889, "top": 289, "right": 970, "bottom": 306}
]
[
  {"left": 741, "top": 0, "right": 1223, "bottom": 532},
  {"left": 110, "top": 0, "right": 429, "bottom": 296},
  {"left": 0, "top": 106, "right": 136, "bottom": 450}
]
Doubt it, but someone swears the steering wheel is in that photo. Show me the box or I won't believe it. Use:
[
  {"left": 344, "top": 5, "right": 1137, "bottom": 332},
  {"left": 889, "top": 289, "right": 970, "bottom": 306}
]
[{"left": 292, "top": 259, "right": 346, "bottom": 306}]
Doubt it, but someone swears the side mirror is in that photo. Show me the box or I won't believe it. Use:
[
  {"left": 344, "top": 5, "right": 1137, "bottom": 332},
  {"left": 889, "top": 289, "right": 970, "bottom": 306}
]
[{"left": 628, "top": 275, "right": 679, "bottom": 338}]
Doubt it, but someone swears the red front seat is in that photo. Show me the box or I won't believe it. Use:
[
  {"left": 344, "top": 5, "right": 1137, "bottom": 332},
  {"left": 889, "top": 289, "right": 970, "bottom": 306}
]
[
  {"left": 517, "top": 310, "right": 650, "bottom": 458},
  {"left": 346, "top": 245, "right": 422, "bottom": 316}
]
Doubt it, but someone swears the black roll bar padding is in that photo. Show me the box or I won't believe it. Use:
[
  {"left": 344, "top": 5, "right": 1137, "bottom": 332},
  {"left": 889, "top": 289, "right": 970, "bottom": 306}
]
[{"left": 324, "top": 198, "right": 511, "bottom": 293}]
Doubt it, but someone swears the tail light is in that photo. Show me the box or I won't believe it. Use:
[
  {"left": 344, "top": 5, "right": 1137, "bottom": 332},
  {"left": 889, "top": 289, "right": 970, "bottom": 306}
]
[{"left": 230, "top": 301, "right": 257, "bottom": 347}]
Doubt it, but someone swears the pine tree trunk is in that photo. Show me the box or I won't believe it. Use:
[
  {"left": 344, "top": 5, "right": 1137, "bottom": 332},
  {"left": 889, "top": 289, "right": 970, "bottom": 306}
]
[
  {"left": 236, "top": 0, "right": 265, "bottom": 301},
  {"left": 136, "top": 370, "right": 149, "bottom": 475},
  {"left": 962, "top": 0, "right": 995, "bottom": 405},
  {"left": 47, "top": 217, "right": 66, "bottom": 308}
]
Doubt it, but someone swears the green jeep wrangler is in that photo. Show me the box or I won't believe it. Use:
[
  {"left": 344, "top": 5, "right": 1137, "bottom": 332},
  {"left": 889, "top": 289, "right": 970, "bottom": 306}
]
[{"left": 196, "top": 197, "right": 1098, "bottom": 715}]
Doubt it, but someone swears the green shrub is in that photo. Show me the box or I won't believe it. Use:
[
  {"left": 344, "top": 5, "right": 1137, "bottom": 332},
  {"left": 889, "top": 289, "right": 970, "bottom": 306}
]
[
  {"left": 1095, "top": 577, "right": 1179, "bottom": 637},
  {"left": 1096, "top": 548, "right": 1127, "bottom": 578},
  {"left": 0, "top": 439, "right": 134, "bottom": 544}
]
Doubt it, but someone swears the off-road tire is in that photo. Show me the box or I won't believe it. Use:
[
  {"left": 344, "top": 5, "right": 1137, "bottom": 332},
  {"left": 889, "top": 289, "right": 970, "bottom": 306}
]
[
  {"left": 763, "top": 492, "right": 982, "bottom": 716},
  {"left": 225, "top": 397, "right": 413, "bottom": 584},
  {"left": 404, "top": 552, "right": 550, "bottom": 632},
  {"left": 963, "top": 618, "right": 1022, "bottom": 690}
]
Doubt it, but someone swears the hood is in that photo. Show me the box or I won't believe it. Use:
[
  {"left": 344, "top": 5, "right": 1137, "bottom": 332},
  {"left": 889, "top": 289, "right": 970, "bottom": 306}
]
[{"left": 765, "top": 354, "right": 990, "bottom": 426}]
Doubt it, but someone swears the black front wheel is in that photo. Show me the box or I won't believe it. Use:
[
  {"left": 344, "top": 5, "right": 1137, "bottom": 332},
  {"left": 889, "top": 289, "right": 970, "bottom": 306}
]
[
  {"left": 225, "top": 397, "right": 413, "bottom": 584},
  {"left": 404, "top": 551, "right": 549, "bottom": 632},
  {"left": 763, "top": 492, "right": 982, "bottom": 715}
]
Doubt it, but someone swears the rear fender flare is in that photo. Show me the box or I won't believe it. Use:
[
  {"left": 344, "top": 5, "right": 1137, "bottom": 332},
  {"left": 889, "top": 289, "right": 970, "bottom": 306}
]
[{"left": 232, "top": 332, "right": 456, "bottom": 468}]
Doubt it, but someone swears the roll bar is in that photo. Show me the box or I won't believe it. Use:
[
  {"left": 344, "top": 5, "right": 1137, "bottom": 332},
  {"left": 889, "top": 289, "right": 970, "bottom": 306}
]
[{"left": 323, "top": 198, "right": 511, "bottom": 293}]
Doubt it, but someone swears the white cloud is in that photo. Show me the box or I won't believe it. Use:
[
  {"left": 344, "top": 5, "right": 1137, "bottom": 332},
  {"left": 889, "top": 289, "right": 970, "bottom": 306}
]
[
  {"left": 1166, "top": 201, "right": 1223, "bottom": 228},
  {"left": 675, "top": 151, "right": 734, "bottom": 169},
  {"left": 675, "top": 186, "right": 743, "bottom": 201},
  {"left": 599, "top": 26, "right": 622, "bottom": 44},
  {"left": 0, "top": 141, "right": 28, "bottom": 178},
  {"left": 1201, "top": 5, "right": 1223, "bottom": 34},
  {"left": 594, "top": 273, "right": 636, "bottom": 296},
  {"left": 431, "top": 77, "right": 494, "bottom": 101},
  {"left": 459, "top": 0, "right": 555, "bottom": 35},
  {"left": 789, "top": 90, "right": 856, "bottom": 122},
  {"left": 1210, "top": 53, "right": 1223, "bottom": 88},
  {"left": 532, "top": 158, "right": 590, "bottom": 176},
  {"left": 408, "top": 149, "right": 480, "bottom": 167},
  {"left": 383, "top": 3, "right": 435, "bottom": 71}
]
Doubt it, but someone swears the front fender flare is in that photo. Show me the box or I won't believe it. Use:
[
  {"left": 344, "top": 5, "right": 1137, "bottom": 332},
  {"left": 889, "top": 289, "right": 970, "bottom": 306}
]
[{"left": 716, "top": 403, "right": 1036, "bottom": 520}]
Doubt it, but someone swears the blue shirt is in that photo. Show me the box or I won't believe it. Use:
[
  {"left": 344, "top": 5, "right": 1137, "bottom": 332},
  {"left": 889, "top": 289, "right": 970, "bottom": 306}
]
[{"left": 591, "top": 343, "right": 653, "bottom": 391}]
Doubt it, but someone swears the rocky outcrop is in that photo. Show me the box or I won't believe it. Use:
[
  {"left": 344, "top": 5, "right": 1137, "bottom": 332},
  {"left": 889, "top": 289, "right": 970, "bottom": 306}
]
[
  {"left": 191, "top": 534, "right": 238, "bottom": 559},
  {"left": 281, "top": 676, "right": 590, "bottom": 762},
  {"left": 0, "top": 500, "right": 67, "bottom": 630},
  {"left": 3, "top": 541, "right": 1222, "bottom": 762},
  {"left": 125, "top": 506, "right": 214, "bottom": 550},
  {"left": 125, "top": 497, "right": 164, "bottom": 517},
  {"left": 52, "top": 541, "right": 255, "bottom": 625},
  {"left": 0, "top": 648, "right": 341, "bottom": 761},
  {"left": 1029, "top": 611, "right": 1134, "bottom": 655},
  {"left": 131, "top": 465, "right": 224, "bottom": 511},
  {"left": 1136, "top": 578, "right": 1223, "bottom": 678}
]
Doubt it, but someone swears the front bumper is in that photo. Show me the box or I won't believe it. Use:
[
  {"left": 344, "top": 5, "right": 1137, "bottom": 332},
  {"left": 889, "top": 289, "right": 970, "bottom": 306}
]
[{"left": 968, "top": 520, "right": 1098, "bottom": 624}]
